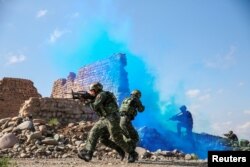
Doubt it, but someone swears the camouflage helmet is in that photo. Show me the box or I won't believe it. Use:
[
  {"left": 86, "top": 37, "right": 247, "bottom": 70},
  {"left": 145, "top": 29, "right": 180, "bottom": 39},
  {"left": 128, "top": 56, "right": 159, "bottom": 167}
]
[
  {"left": 89, "top": 82, "right": 103, "bottom": 92},
  {"left": 131, "top": 89, "right": 141, "bottom": 98},
  {"left": 229, "top": 130, "right": 233, "bottom": 134},
  {"left": 180, "top": 105, "right": 187, "bottom": 111}
]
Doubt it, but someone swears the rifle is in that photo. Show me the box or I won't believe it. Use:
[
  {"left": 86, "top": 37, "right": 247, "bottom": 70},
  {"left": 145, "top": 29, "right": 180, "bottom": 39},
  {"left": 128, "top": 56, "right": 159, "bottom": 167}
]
[
  {"left": 168, "top": 112, "right": 182, "bottom": 121},
  {"left": 65, "top": 90, "right": 95, "bottom": 101}
]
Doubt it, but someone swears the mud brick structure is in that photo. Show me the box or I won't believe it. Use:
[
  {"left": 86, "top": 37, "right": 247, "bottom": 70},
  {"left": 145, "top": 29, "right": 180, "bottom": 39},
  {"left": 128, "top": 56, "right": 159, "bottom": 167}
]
[
  {"left": 51, "top": 53, "right": 130, "bottom": 104},
  {"left": 19, "top": 97, "right": 98, "bottom": 123},
  {"left": 0, "top": 77, "right": 41, "bottom": 119}
]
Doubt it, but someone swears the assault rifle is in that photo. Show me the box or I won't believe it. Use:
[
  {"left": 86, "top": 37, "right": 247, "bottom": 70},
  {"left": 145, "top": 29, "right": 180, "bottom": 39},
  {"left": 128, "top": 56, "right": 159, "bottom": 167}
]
[
  {"left": 168, "top": 112, "right": 182, "bottom": 121},
  {"left": 65, "top": 90, "right": 95, "bottom": 102}
]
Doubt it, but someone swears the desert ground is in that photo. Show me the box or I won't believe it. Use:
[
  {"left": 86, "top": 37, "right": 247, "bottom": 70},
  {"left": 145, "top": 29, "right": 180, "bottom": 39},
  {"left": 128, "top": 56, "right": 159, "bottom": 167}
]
[{"left": 11, "top": 158, "right": 207, "bottom": 167}]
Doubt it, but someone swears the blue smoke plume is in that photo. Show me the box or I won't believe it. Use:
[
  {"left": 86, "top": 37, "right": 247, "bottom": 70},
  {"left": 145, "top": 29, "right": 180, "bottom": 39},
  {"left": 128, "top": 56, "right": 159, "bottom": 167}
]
[{"left": 51, "top": 22, "right": 227, "bottom": 159}]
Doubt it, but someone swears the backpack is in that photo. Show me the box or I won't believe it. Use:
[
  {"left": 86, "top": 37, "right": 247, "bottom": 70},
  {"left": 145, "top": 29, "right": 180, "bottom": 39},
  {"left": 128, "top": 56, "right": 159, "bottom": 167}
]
[{"left": 119, "top": 97, "right": 136, "bottom": 116}]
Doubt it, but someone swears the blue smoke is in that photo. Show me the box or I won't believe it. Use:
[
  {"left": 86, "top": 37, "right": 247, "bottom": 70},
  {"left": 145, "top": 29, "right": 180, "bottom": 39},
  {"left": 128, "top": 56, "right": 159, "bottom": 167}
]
[{"left": 51, "top": 23, "right": 227, "bottom": 159}]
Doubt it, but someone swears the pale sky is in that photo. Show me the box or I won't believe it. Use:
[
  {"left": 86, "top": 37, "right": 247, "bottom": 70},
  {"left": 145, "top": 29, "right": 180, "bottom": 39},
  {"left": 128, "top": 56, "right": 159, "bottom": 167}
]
[{"left": 0, "top": 0, "right": 249, "bottom": 139}]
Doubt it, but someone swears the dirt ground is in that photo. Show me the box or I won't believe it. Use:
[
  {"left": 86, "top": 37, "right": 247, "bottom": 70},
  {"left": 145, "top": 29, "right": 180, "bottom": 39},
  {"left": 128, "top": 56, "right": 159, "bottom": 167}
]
[{"left": 10, "top": 158, "right": 208, "bottom": 167}]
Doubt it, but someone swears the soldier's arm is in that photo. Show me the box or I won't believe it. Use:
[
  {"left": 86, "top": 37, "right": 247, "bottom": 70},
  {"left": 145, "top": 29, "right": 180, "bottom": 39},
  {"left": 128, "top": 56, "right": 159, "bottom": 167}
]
[
  {"left": 90, "top": 92, "right": 106, "bottom": 111},
  {"left": 135, "top": 99, "right": 145, "bottom": 112}
]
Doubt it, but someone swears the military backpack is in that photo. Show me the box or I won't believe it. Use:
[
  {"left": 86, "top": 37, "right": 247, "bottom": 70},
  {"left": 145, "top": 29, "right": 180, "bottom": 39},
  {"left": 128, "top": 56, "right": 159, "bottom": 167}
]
[{"left": 119, "top": 97, "right": 137, "bottom": 116}]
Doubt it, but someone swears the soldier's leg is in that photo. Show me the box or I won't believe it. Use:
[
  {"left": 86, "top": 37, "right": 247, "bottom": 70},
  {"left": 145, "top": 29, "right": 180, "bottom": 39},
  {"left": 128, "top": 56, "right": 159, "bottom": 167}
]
[
  {"left": 106, "top": 117, "right": 138, "bottom": 163},
  {"left": 120, "top": 115, "right": 130, "bottom": 138},
  {"left": 126, "top": 121, "right": 139, "bottom": 149},
  {"left": 186, "top": 127, "right": 193, "bottom": 139},
  {"left": 78, "top": 119, "right": 105, "bottom": 161},
  {"left": 177, "top": 123, "right": 181, "bottom": 137},
  {"left": 99, "top": 129, "right": 125, "bottom": 160}
]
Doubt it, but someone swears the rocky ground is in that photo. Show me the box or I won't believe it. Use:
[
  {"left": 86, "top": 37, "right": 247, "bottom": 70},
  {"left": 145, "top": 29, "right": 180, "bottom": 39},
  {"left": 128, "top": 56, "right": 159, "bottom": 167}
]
[
  {"left": 10, "top": 158, "right": 207, "bottom": 167},
  {"left": 0, "top": 116, "right": 202, "bottom": 161},
  {"left": 1, "top": 115, "right": 249, "bottom": 167},
  {"left": 0, "top": 116, "right": 209, "bottom": 167}
]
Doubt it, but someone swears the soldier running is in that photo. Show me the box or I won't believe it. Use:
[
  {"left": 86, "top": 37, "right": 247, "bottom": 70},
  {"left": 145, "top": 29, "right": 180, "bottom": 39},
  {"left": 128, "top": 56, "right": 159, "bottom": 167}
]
[
  {"left": 119, "top": 90, "right": 145, "bottom": 151},
  {"left": 78, "top": 82, "right": 138, "bottom": 163}
]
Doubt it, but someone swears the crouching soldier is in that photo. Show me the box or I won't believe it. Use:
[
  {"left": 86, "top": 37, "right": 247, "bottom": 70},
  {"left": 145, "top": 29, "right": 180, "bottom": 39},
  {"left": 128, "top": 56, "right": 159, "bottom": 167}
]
[
  {"left": 119, "top": 90, "right": 145, "bottom": 151},
  {"left": 224, "top": 130, "right": 239, "bottom": 146}
]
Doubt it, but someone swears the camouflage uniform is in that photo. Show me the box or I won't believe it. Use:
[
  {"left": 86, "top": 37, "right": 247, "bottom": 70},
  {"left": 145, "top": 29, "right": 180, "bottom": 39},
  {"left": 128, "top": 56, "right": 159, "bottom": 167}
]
[
  {"left": 119, "top": 90, "right": 145, "bottom": 150},
  {"left": 224, "top": 131, "right": 239, "bottom": 146},
  {"left": 224, "top": 131, "right": 238, "bottom": 142},
  {"left": 79, "top": 89, "right": 137, "bottom": 162}
]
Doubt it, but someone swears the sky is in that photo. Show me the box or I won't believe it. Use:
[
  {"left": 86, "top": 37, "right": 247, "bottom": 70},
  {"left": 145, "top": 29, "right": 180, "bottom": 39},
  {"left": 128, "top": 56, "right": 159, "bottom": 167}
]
[{"left": 0, "top": 0, "right": 250, "bottom": 139}]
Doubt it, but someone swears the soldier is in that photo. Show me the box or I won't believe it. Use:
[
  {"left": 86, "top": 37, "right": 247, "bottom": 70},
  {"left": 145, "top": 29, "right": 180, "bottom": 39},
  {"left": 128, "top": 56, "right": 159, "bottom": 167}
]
[
  {"left": 224, "top": 130, "right": 238, "bottom": 142},
  {"left": 169, "top": 105, "right": 193, "bottom": 138},
  {"left": 119, "top": 90, "right": 145, "bottom": 150},
  {"left": 78, "top": 82, "right": 138, "bottom": 163}
]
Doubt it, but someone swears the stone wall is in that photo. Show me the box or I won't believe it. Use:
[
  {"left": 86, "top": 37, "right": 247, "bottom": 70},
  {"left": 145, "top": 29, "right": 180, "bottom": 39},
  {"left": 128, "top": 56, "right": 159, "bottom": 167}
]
[
  {"left": 51, "top": 53, "right": 130, "bottom": 104},
  {"left": 19, "top": 97, "right": 98, "bottom": 123},
  {"left": 0, "top": 78, "right": 41, "bottom": 119}
]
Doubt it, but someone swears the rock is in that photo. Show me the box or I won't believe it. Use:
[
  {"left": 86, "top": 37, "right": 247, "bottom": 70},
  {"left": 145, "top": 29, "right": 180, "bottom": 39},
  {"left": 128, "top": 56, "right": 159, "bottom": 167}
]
[
  {"left": 59, "top": 134, "right": 65, "bottom": 140},
  {"left": 38, "top": 125, "right": 47, "bottom": 135},
  {"left": 75, "top": 140, "right": 83, "bottom": 146},
  {"left": 172, "top": 149, "right": 180, "bottom": 154},
  {"left": 68, "top": 123, "right": 75, "bottom": 128},
  {"left": 54, "top": 134, "right": 60, "bottom": 141},
  {"left": 41, "top": 138, "right": 58, "bottom": 145},
  {"left": 27, "top": 131, "right": 42, "bottom": 142},
  {"left": 2, "top": 126, "right": 13, "bottom": 133},
  {"left": 16, "top": 121, "right": 33, "bottom": 130},
  {"left": 62, "top": 154, "right": 71, "bottom": 158},
  {"left": 35, "top": 140, "right": 42, "bottom": 145},
  {"left": 191, "top": 153, "right": 198, "bottom": 160},
  {"left": 136, "top": 147, "right": 147, "bottom": 157},
  {"left": 185, "top": 154, "right": 192, "bottom": 160},
  {"left": 33, "top": 119, "right": 46, "bottom": 125},
  {"left": 151, "top": 155, "right": 159, "bottom": 161},
  {"left": 1, "top": 121, "right": 9, "bottom": 129},
  {"left": 11, "top": 116, "right": 22, "bottom": 121},
  {"left": 0, "top": 117, "right": 11, "bottom": 125},
  {"left": 20, "top": 153, "right": 29, "bottom": 158},
  {"left": 56, "top": 146, "right": 65, "bottom": 151},
  {"left": 161, "top": 150, "right": 174, "bottom": 156},
  {"left": 0, "top": 133, "right": 18, "bottom": 149}
]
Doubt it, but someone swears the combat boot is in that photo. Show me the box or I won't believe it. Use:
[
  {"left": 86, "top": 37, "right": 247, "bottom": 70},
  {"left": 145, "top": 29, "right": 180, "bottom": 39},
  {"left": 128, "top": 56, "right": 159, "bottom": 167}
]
[
  {"left": 115, "top": 147, "right": 125, "bottom": 161},
  {"left": 78, "top": 149, "right": 93, "bottom": 162},
  {"left": 128, "top": 151, "right": 138, "bottom": 163}
]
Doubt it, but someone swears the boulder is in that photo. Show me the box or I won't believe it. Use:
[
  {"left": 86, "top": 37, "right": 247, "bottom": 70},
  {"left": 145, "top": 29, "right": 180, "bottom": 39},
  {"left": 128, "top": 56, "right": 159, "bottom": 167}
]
[
  {"left": 16, "top": 121, "right": 33, "bottom": 130},
  {"left": 185, "top": 154, "right": 192, "bottom": 160},
  {"left": 0, "top": 133, "right": 18, "bottom": 149}
]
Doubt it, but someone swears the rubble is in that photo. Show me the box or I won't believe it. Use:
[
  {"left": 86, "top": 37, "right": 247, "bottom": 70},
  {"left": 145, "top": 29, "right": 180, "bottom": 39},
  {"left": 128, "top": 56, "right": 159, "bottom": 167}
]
[{"left": 0, "top": 116, "right": 202, "bottom": 161}]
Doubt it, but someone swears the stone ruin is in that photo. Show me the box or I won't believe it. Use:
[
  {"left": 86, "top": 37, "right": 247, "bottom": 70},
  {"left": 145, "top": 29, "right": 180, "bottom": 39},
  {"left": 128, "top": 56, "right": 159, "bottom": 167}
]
[
  {"left": 1, "top": 54, "right": 131, "bottom": 124},
  {"left": 19, "top": 97, "right": 98, "bottom": 123},
  {"left": 0, "top": 78, "right": 41, "bottom": 119},
  {"left": 51, "top": 53, "right": 130, "bottom": 104}
]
